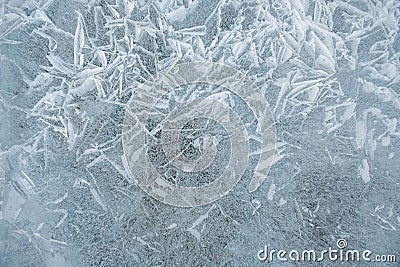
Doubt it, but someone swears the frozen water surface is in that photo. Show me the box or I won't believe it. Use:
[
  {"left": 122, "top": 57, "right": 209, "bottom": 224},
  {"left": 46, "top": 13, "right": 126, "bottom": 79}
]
[{"left": 0, "top": 0, "right": 400, "bottom": 266}]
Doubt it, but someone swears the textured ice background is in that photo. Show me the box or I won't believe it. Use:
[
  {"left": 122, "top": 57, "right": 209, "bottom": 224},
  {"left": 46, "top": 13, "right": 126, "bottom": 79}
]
[{"left": 0, "top": 0, "right": 400, "bottom": 266}]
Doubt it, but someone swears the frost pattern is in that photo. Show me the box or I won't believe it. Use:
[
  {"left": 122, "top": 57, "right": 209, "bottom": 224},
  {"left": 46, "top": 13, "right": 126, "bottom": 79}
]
[{"left": 1, "top": 0, "right": 399, "bottom": 266}]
